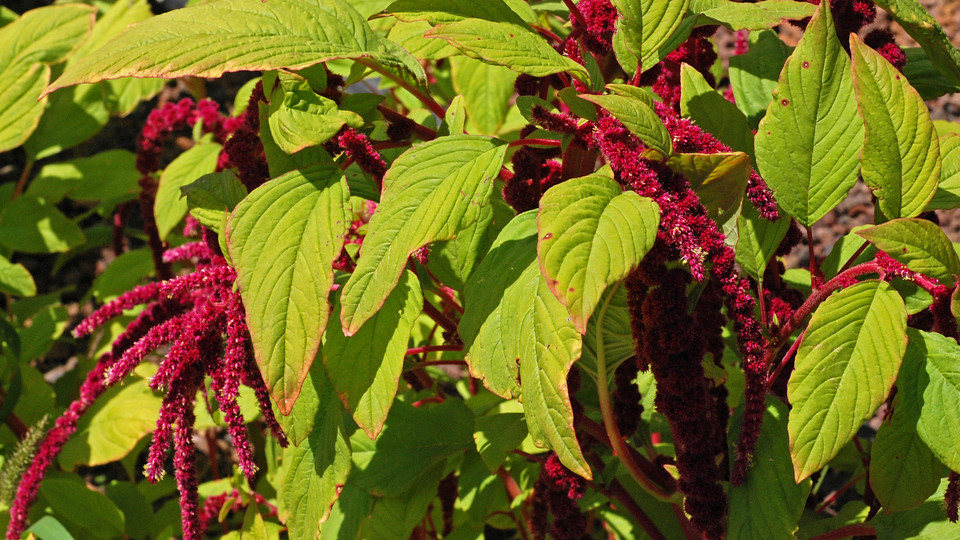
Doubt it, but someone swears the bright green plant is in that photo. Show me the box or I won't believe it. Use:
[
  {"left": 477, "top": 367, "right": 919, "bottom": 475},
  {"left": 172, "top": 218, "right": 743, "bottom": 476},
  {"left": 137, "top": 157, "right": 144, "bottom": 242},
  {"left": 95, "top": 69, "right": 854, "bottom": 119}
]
[{"left": 3, "top": 0, "right": 960, "bottom": 538}]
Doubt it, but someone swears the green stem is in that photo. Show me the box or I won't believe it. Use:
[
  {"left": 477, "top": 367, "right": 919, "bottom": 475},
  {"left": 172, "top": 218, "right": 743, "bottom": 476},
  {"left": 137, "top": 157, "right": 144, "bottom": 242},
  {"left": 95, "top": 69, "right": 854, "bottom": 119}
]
[
  {"left": 594, "top": 283, "right": 679, "bottom": 504},
  {"left": 355, "top": 58, "right": 447, "bottom": 119}
]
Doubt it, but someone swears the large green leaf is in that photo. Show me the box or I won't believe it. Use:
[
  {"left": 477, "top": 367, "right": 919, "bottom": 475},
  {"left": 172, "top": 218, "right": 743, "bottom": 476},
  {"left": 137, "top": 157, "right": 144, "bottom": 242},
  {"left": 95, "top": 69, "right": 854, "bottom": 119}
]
[
  {"left": 154, "top": 142, "right": 222, "bottom": 241},
  {"left": 735, "top": 201, "right": 790, "bottom": 280},
  {"left": 350, "top": 400, "right": 473, "bottom": 496},
  {"left": 360, "top": 463, "right": 446, "bottom": 540},
  {"left": 427, "top": 194, "right": 514, "bottom": 291},
  {"left": 728, "top": 398, "right": 808, "bottom": 540},
  {"left": 580, "top": 92, "right": 672, "bottom": 156},
  {"left": 666, "top": 151, "right": 750, "bottom": 225},
  {"left": 324, "top": 271, "right": 422, "bottom": 439},
  {"left": 754, "top": 0, "right": 863, "bottom": 227},
  {"left": 0, "top": 4, "right": 96, "bottom": 152},
  {"left": 537, "top": 172, "right": 659, "bottom": 332},
  {"left": 870, "top": 336, "right": 947, "bottom": 513},
  {"left": 904, "top": 329, "right": 960, "bottom": 472},
  {"left": 730, "top": 30, "right": 792, "bottom": 128},
  {"left": 0, "top": 194, "right": 85, "bottom": 253},
  {"left": 872, "top": 0, "right": 960, "bottom": 88},
  {"left": 851, "top": 34, "right": 940, "bottom": 219},
  {"left": 679, "top": 63, "right": 754, "bottom": 157},
  {"left": 460, "top": 211, "right": 537, "bottom": 399},
  {"left": 693, "top": 0, "right": 815, "bottom": 30},
  {"left": 611, "top": 0, "right": 689, "bottom": 71},
  {"left": 47, "top": 0, "right": 424, "bottom": 94},
  {"left": 579, "top": 284, "right": 635, "bottom": 379},
  {"left": 29, "top": 149, "right": 140, "bottom": 205},
  {"left": 381, "top": 0, "right": 530, "bottom": 26},
  {"left": 450, "top": 56, "right": 516, "bottom": 135},
  {"left": 425, "top": 19, "right": 588, "bottom": 81},
  {"left": 857, "top": 218, "right": 960, "bottom": 286},
  {"left": 39, "top": 476, "right": 125, "bottom": 539},
  {"left": 788, "top": 280, "right": 907, "bottom": 481},
  {"left": 0, "top": 254, "right": 36, "bottom": 296},
  {"left": 927, "top": 133, "right": 960, "bottom": 210},
  {"left": 59, "top": 378, "right": 161, "bottom": 469},
  {"left": 268, "top": 72, "right": 363, "bottom": 155},
  {"left": 227, "top": 165, "right": 350, "bottom": 414},
  {"left": 460, "top": 211, "right": 589, "bottom": 477},
  {"left": 870, "top": 477, "right": 960, "bottom": 538},
  {"left": 340, "top": 135, "right": 505, "bottom": 335},
  {"left": 181, "top": 171, "right": 248, "bottom": 236},
  {"left": 277, "top": 364, "right": 352, "bottom": 539}
]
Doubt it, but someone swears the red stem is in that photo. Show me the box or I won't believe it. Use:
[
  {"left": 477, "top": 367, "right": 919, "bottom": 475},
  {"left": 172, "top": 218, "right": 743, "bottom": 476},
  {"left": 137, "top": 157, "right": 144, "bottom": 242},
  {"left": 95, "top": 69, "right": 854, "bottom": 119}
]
[
  {"left": 765, "top": 329, "right": 805, "bottom": 390},
  {"left": 356, "top": 58, "right": 446, "bottom": 119},
  {"left": 807, "top": 225, "right": 820, "bottom": 288},
  {"left": 377, "top": 105, "right": 438, "bottom": 140},
  {"left": 808, "top": 524, "right": 875, "bottom": 540},
  {"left": 422, "top": 300, "right": 458, "bottom": 337},
  {"left": 406, "top": 345, "right": 463, "bottom": 356},
  {"left": 403, "top": 360, "right": 467, "bottom": 373},
  {"left": 815, "top": 472, "right": 866, "bottom": 513},
  {"left": 563, "top": 0, "right": 587, "bottom": 28},
  {"left": 508, "top": 138, "right": 562, "bottom": 148}
]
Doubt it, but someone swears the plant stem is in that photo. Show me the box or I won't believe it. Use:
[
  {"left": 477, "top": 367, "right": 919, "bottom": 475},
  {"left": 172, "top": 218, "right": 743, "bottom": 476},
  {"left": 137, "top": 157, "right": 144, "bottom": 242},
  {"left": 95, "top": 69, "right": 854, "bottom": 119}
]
[
  {"left": 405, "top": 345, "right": 463, "bottom": 357},
  {"left": 377, "top": 105, "right": 438, "bottom": 140},
  {"left": 603, "top": 481, "right": 668, "bottom": 540},
  {"left": 12, "top": 159, "right": 33, "bottom": 199},
  {"left": 403, "top": 360, "right": 467, "bottom": 373},
  {"left": 838, "top": 240, "right": 869, "bottom": 274},
  {"left": 562, "top": 0, "right": 587, "bottom": 27},
  {"left": 808, "top": 524, "right": 875, "bottom": 540},
  {"left": 807, "top": 225, "right": 819, "bottom": 287},
  {"left": 508, "top": 138, "right": 562, "bottom": 148},
  {"left": 496, "top": 466, "right": 532, "bottom": 538},
  {"left": 765, "top": 329, "right": 804, "bottom": 390},
  {"left": 356, "top": 58, "right": 446, "bottom": 119},
  {"left": 422, "top": 300, "right": 458, "bottom": 337},
  {"left": 594, "top": 283, "right": 679, "bottom": 504},
  {"left": 815, "top": 471, "right": 866, "bottom": 513}
]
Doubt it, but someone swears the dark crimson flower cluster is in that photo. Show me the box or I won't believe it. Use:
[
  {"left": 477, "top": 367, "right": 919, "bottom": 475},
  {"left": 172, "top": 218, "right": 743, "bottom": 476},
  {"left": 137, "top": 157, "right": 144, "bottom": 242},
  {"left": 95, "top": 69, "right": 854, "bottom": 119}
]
[
  {"left": 530, "top": 453, "right": 590, "bottom": 540},
  {"left": 626, "top": 259, "right": 727, "bottom": 539},
  {"left": 575, "top": 0, "right": 618, "bottom": 55},
  {"left": 198, "top": 489, "right": 277, "bottom": 532}
]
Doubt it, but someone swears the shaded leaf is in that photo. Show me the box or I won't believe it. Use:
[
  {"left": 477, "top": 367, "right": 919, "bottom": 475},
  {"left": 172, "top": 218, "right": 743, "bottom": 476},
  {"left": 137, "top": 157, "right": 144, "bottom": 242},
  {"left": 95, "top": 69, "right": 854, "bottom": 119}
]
[
  {"left": 154, "top": 142, "right": 222, "bottom": 241},
  {"left": 0, "top": 194, "right": 85, "bottom": 253},
  {"left": 680, "top": 63, "right": 754, "bottom": 157}
]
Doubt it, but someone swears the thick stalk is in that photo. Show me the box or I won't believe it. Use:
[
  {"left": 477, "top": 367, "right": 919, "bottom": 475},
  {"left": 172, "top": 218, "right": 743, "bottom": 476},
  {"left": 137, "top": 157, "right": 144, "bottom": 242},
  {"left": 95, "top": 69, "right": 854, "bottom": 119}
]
[
  {"left": 594, "top": 283, "right": 679, "bottom": 504},
  {"left": 355, "top": 58, "right": 446, "bottom": 119}
]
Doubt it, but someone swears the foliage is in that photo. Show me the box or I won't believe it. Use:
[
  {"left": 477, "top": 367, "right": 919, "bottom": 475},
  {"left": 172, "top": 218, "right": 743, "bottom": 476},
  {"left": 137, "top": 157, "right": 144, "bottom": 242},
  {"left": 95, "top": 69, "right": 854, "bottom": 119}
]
[{"left": 2, "top": 0, "right": 960, "bottom": 538}]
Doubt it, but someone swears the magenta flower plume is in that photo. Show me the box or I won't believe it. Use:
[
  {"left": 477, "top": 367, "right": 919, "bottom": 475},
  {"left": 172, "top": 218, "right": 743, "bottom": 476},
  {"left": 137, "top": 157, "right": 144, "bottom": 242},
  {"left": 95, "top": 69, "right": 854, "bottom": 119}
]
[
  {"left": 575, "top": 0, "right": 618, "bottom": 55},
  {"left": 6, "top": 240, "right": 287, "bottom": 540},
  {"left": 338, "top": 127, "right": 388, "bottom": 187}
]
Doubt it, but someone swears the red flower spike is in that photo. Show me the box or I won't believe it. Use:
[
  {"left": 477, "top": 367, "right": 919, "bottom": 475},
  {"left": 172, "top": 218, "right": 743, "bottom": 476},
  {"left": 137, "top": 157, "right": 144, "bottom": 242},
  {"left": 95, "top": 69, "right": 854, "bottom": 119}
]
[
  {"left": 338, "top": 127, "right": 387, "bottom": 187},
  {"left": 576, "top": 0, "right": 618, "bottom": 55}
]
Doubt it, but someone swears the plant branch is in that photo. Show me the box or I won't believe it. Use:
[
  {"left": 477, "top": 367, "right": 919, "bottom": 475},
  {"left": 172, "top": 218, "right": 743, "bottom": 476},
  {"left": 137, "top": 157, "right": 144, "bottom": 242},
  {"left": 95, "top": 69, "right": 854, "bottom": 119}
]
[
  {"left": 422, "top": 300, "right": 459, "bottom": 337},
  {"left": 765, "top": 329, "right": 805, "bottom": 390},
  {"left": 12, "top": 159, "right": 34, "bottom": 199},
  {"left": 405, "top": 345, "right": 463, "bottom": 357},
  {"left": 377, "top": 104, "right": 438, "bottom": 140},
  {"left": 815, "top": 472, "right": 866, "bottom": 513},
  {"left": 602, "top": 480, "right": 668, "bottom": 540},
  {"left": 808, "top": 524, "right": 875, "bottom": 540},
  {"left": 593, "top": 284, "right": 679, "bottom": 503},
  {"left": 508, "top": 138, "right": 562, "bottom": 148},
  {"left": 356, "top": 58, "right": 446, "bottom": 119}
]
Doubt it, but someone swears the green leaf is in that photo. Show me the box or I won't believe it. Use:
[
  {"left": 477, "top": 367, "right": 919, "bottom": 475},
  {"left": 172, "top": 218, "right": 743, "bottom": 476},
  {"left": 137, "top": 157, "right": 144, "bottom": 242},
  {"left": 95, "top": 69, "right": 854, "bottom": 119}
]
[
  {"left": 903, "top": 329, "right": 960, "bottom": 472},
  {"left": 89, "top": 249, "right": 155, "bottom": 302},
  {"left": 29, "top": 149, "right": 140, "bottom": 205},
  {"left": 473, "top": 412, "right": 528, "bottom": 472},
  {"left": 386, "top": 20, "right": 458, "bottom": 61},
  {"left": 537, "top": 171, "right": 659, "bottom": 332},
  {"left": 48, "top": 0, "right": 424, "bottom": 94},
  {"left": 579, "top": 284, "right": 635, "bottom": 379},
  {"left": 927, "top": 133, "right": 960, "bottom": 210},
  {"left": 181, "top": 171, "right": 248, "bottom": 236},
  {"left": 361, "top": 464, "right": 445, "bottom": 540},
  {"left": 666, "top": 151, "right": 750, "bottom": 224},
  {"left": 871, "top": 0, "right": 960, "bottom": 88},
  {"left": 0, "top": 62, "right": 48, "bottom": 153},
  {"left": 735, "top": 201, "right": 790, "bottom": 280},
  {"left": 350, "top": 400, "right": 473, "bottom": 496},
  {"left": 851, "top": 34, "right": 941, "bottom": 219},
  {"left": 694, "top": 0, "right": 815, "bottom": 30},
  {"left": 227, "top": 165, "right": 350, "bottom": 414},
  {"left": 59, "top": 378, "right": 161, "bottom": 469},
  {"left": 0, "top": 4, "right": 97, "bottom": 152},
  {"left": 277, "top": 364, "right": 352, "bottom": 538},
  {"left": 425, "top": 20, "right": 588, "bottom": 81},
  {"left": 754, "top": 0, "right": 863, "bottom": 227},
  {"left": 788, "top": 280, "right": 907, "bottom": 481},
  {"left": 268, "top": 72, "right": 363, "bottom": 155},
  {"left": 460, "top": 211, "right": 537, "bottom": 399},
  {"left": 23, "top": 83, "right": 110, "bottom": 161},
  {"left": 381, "top": 0, "right": 531, "bottom": 26},
  {"left": 730, "top": 30, "right": 792, "bottom": 128},
  {"left": 0, "top": 254, "right": 36, "bottom": 296},
  {"left": 460, "top": 211, "right": 589, "bottom": 477},
  {"left": 0, "top": 194, "right": 85, "bottom": 253},
  {"left": 324, "top": 271, "right": 422, "bottom": 439},
  {"left": 870, "top": 337, "right": 948, "bottom": 513},
  {"left": 611, "top": 0, "right": 690, "bottom": 71},
  {"left": 857, "top": 218, "right": 960, "bottom": 286},
  {"left": 39, "top": 476, "right": 125, "bottom": 539},
  {"left": 870, "top": 477, "right": 960, "bottom": 538},
  {"left": 340, "top": 135, "right": 506, "bottom": 334},
  {"left": 450, "top": 56, "right": 516, "bottom": 135},
  {"left": 680, "top": 63, "right": 754, "bottom": 157},
  {"left": 155, "top": 142, "right": 222, "bottom": 241},
  {"left": 427, "top": 194, "right": 514, "bottom": 291},
  {"left": 579, "top": 93, "right": 672, "bottom": 156},
  {"left": 903, "top": 47, "right": 960, "bottom": 100},
  {"left": 25, "top": 516, "right": 74, "bottom": 540},
  {"left": 19, "top": 305, "right": 68, "bottom": 363},
  {"left": 728, "top": 397, "right": 809, "bottom": 540}
]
